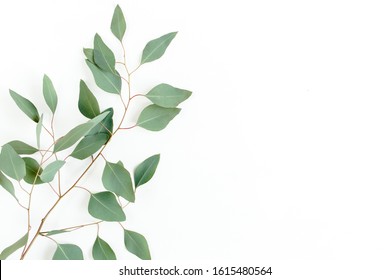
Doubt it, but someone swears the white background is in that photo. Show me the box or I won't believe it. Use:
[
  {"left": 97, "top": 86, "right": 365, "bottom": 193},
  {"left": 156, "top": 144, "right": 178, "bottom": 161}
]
[{"left": 0, "top": 0, "right": 390, "bottom": 266}]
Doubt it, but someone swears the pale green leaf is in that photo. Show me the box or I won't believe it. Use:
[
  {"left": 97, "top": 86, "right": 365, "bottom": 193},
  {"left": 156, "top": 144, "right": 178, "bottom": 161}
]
[
  {"left": 87, "top": 108, "right": 113, "bottom": 138},
  {"left": 79, "top": 80, "right": 100, "bottom": 119},
  {"left": 0, "top": 233, "right": 28, "bottom": 260},
  {"left": 94, "top": 34, "right": 116, "bottom": 74},
  {"left": 70, "top": 134, "right": 107, "bottom": 160},
  {"left": 124, "top": 229, "right": 151, "bottom": 260},
  {"left": 141, "top": 32, "right": 177, "bottom": 64},
  {"left": 36, "top": 114, "right": 43, "bottom": 149},
  {"left": 9, "top": 90, "right": 40, "bottom": 123},
  {"left": 0, "top": 144, "right": 26, "bottom": 181},
  {"left": 40, "top": 160, "right": 65, "bottom": 183},
  {"left": 86, "top": 60, "right": 121, "bottom": 94},
  {"left": 111, "top": 5, "right": 126, "bottom": 41},
  {"left": 43, "top": 75, "right": 58, "bottom": 113},
  {"left": 52, "top": 244, "right": 84, "bottom": 260},
  {"left": 134, "top": 154, "right": 160, "bottom": 188},
  {"left": 137, "top": 105, "right": 181, "bottom": 131},
  {"left": 83, "top": 48, "right": 94, "bottom": 63},
  {"left": 102, "top": 161, "right": 134, "bottom": 202},
  {"left": 6, "top": 140, "right": 38, "bottom": 155},
  {"left": 88, "top": 191, "right": 126, "bottom": 222},
  {"left": 93, "top": 236, "right": 117, "bottom": 260},
  {"left": 23, "top": 157, "right": 44, "bottom": 185},
  {"left": 146, "top": 83, "right": 192, "bottom": 108},
  {"left": 43, "top": 230, "right": 69, "bottom": 236},
  {"left": 0, "top": 171, "right": 17, "bottom": 199}
]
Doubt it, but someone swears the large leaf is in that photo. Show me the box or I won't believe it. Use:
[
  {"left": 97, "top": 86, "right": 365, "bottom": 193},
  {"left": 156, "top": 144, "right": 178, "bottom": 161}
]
[
  {"left": 79, "top": 80, "right": 100, "bottom": 119},
  {"left": 124, "top": 230, "right": 151, "bottom": 260},
  {"left": 111, "top": 5, "right": 126, "bottom": 41},
  {"left": 94, "top": 34, "right": 116, "bottom": 74},
  {"left": 87, "top": 108, "right": 114, "bottom": 137},
  {"left": 0, "top": 171, "right": 17, "bottom": 199},
  {"left": 0, "top": 144, "right": 26, "bottom": 181},
  {"left": 36, "top": 114, "right": 43, "bottom": 149},
  {"left": 40, "top": 160, "right": 65, "bottom": 183},
  {"left": 6, "top": 140, "right": 38, "bottom": 155},
  {"left": 134, "top": 154, "right": 160, "bottom": 188},
  {"left": 52, "top": 244, "right": 84, "bottom": 260},
  {"left": 92, "top": 236, "right": 117, "bottom": 260},
  {"left": 137, "top": 105, "right": 181, "bottom": 131},
  {"left": 9, "top": 90, "right": 40, "bottom": 123},
  {"left": 141, "top": 32, "right": 177, "bottom": 64},
  {"left": 102, "top": 161, "right": 134, "bottom": 202},
  {"left": 0, "top": 233, "right": 28, "bottom": 260},
  {"left": 43, "top": 75, "right": 58, "bottom": 114},
  {"left": 23, "top": 157, "right": 44, "bottom": 185},
  {"left": 86, "top": 60, "right": 121, "bottom": 94},
  {"left": 83, "top": 48, "right": 94, "bottom": 63},
  {"left": 70, "top": 134, "right": 107, "bottom": 160},
  {"left": 146, "top": 83, "right": 192, "bottom": 108},
  {"left": 88, "top": 191, "right": 126, "bottom": 222}
]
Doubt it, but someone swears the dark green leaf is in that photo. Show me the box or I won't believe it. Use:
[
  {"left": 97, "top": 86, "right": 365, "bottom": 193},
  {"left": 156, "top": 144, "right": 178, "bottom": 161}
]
[
  {"left": 102, "top": 161, "right": 134, "bottom": 202},
  {"left": 40, "top": 160, "right": 65, "bottom": 183},
  {"left": 0, "top": 233, "right": 28, "bottom": 260},
  {"left": 111, "top": 5, "right": 126, "bottom": 41},
  {"left": 146, "top": 83, "right": 192, "bottom": 108},
  {"left": 0, "top": 171, "right": 16, "bottom": 199},
  {"left": 70, "top": 134, "right": 107, "bottom": 160},
  {"left": 6, "top": 140, "right": 38, "bottom": 155},
  {"left": 36, "top": 114, "right": 43, "bottom": 149},
  {"left": 93, "top": 236, "right": 116, "bottom": 260},
  {"left": 9, "top": 90, "right": 40, "bottom": 123},
  {"left": 137, "top": 105, "right": 181, "bottom": 131},
  {"left": 83, "top": 48, "right": 94, "bottom": 63},
  {"left": 86, "top": 60, "right": 121, "bottom": 94},
  {"left": 124, "top": 229, "right": 151, "bottom": 260},
  {"left": 79, "top": 80, "right": 100, "bottom": 119},
  {"left": 94, "top": 34, "right": 116, "bottom": 74},
  {"left": 141, "top": 32, "right": 177, "bottom": 64},
  {"left": 134, "top": 154, "right": 160, "bottom": 188},
  {"left": 43, "top": 75, "right": 58, "bottom": 113},
  {"left": 88, "top": 191, "right": 126, "bottom": 222},
  {"left": 0, "top": 144, "right": 26, "bottom": 181},
  {"left": 87, "top": 108, "right": 114, "bottom": 138},
  {"left": 52, "top": 244, "right": 84, "bottom": 260},
  {"left": 23, "top": 157, "right": 44, "bottom": 185}
]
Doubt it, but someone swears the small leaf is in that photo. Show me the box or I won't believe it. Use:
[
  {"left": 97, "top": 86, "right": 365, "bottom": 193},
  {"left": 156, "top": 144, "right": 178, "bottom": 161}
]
[
  {"left": 86, "top": 60, "right": 121, "bottom": 94},
  {"left": 52, "top": 244, "right": 84, "bottom": 260},
  {"left": 83, "top": 48, "right": 94, "bottom": 63},
  {"left": 137, "top": 105, "right": 181, "bottom": 131},
  {"left": 94, "top": 34, "right": 116, "bottom": 74},
  {"left": 134, "top": 154, "right": 160, "bottom": 188},
  {"left": 36, "top": 114, "right": 43, "bottom": 149},
  {"left": 0, "top": 144, "right": 26, "bottom": 181},
  {"left": 102, "top": 161, "right": 134, "bottom": 202},
  {"left": 146, "top": 84, "right": 192, "bottom": 108},
  {"left": 0, "top": 171, "right": 17, "bottom": 199},
  {"left": 0, "top": 233, "right": 28, "bottom": 260},
  {"left": 40, "top": 160, "right": 65, "bottom": 183},
  {"left": 6, "top": 140, "right": 38, "bottom": 155},
  {"left": 70, "top": 134, "right": 107, "bottom": 160},
  {"left": 23, "top": 157, "right": 44, "bottom": 185},
  {"left": 43, "top": 75, "right": 58, "bottom": 113},
  {"left": 111, "top": 5, "right": 126, "bottom": 41},
  {"left": 87, "top": 108, "right": 114, "bottom": 138},
  {"left": 9, "top": 90, "right": 40, "bottom": 123},
  {"left": 141, "top": 32, "right": 177, "bottom": 64},
  {"left": 44, "top": 230, "right": 69, "bottom": 236},
  {"left": 93, "top": 236, "right": 117, "bottom": 260},
  {"left": 88, "top": 191, "right": 126, "bottom": 222},
  {"left": 124, "top": 229, "right": 151, "bottom": 260},
  {"left": 79, "top": 80, "right": 101, "bottom": 119}
]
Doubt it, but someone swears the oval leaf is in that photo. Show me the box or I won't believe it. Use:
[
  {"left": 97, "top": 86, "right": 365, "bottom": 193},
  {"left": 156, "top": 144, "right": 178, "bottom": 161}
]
[
  {"left": 40, "top": 160, "right": 65, "bottom": 183},
  {"left": 137, "top": 105, "right": 181, "bottom": 131},
  {"left": 70, "top": 134, "right": 107, "bottom": 160},
  {"left": 87, "top": 108, "right": 114, "bottom": 138},
  {"left": 23, "top": 157, "right": 44, "bottom": 185},
  {"left": 52, "top": 244, "right": 84, "bottom": 260},
  {"left": 0, "top": 144, "right": 26, "bottom": 181},
  {"left": 134, "top": 154, "right": 160, "bottom": 188},
  {"left": 141, "top": 32, "right": 177, "bottom": 64},
  {"left": 6, "top": 140, "right": 38, "bottom": 155},
  {"left": 83, "top": 48, "right": 94, "bottom": 63},
  {"left": 0, "top": 171, "right": 17, "bottom": 199},
  {"left": 79, "top": 80, "right": 100, "bottom": 119},
  {"left": 146, "top": 83, "right": 192, "bottom": 108},
  {"left": 102, "top": 161, "right": 134, "bottom": 202},
  {"left": 9, "top": 90, "right": 40, "bottom": 123},
  {"left": 124, "top": 229, "right": 151, "bottom": 260},
  {"left": 93, "top": 236, "right": 117, "bottom": 260},
  {"left": 94, "top": 34, "right": 116, "bottom": 74},
  {"left": 0, "top": 233, "right": 28, "bottom": 260},
  {"left": 43, "top": 75, "right": 58, "bottom": 113},
  {"left": 111, "top": 5, "right": 126, "bottom": 41},
  {"left": 86, "top": 60, "right": 121, "bottom": 94},
  {"left": 88, "top": 191, "right": 126, "bottom": 222}
]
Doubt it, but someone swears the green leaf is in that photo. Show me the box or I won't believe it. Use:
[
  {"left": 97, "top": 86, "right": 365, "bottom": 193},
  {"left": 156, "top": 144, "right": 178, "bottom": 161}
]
[
  {"left": 40, "top": 160, "right": 65, "bottom": 183},
  {"left": 43, "top": 230, "right": 69, "bottom": 236},
  {"left": 83, "top": 48, "right": 94, "bottom": 63},
  {"left": 6, "top": 140, "right": 38, "bottom": 155},
  {"left": 87, "top": 108, "right": 114, "bottom": 138},
  {"left": 88, "top": 191, "right": 126, "bottom": 222},
  {"left": 9, "top": 90, "right": 40, "bottom": 123},
  {"left": 86, "top": 60, "right": 121, "bottom": 94},
  {"left": 79, "top": 80, "right": 101, "bottom": 119},
  {"left": 146, "top": 83, "right": 192, "bottom": 108},
  {"left": 0, "top": 171, "right": 17, "bottom": 199},
  {"left": 137, "top": 105, "right": 181, "bottom": 131},
  {"left": 102, "top": 161, "right": 134, "bottom": 202},
  {"left": 52, "top": 244, "right": 84, "bottom": 260},
  {"left": 141, "top": 32, "right": 177, "bottom": 64},
  {"left": 111, "top": 5, "right": 126, "bottom": 41},
  {"left": 93, "top": 236, "right": 117, "bottom": 260},
  {"left": 36, "top": 114, "right": 43, "bottom": 149},
  {"left": 134, "top": 154, "right": 160, "bottom": 188},
  {"left": 94, "top": 34, "right": 116, "bottom": 74},
  {"left": 0, "top": 144, "right": 26, "bottom": 181},
  {"left": 124, "top": 230, "right": 151, "bottom": 260},
  {"left": 43, "top": 75, "right": 58, "bottom": 114},
  {"left": 0, "top": 233, "right": 28, "bottom": 260},
  {"left": 70, "top": 134, "right": 107, "bottom": 160},
  {"left": 23, "top": 157, "right": 44, "bottom": 185}
]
